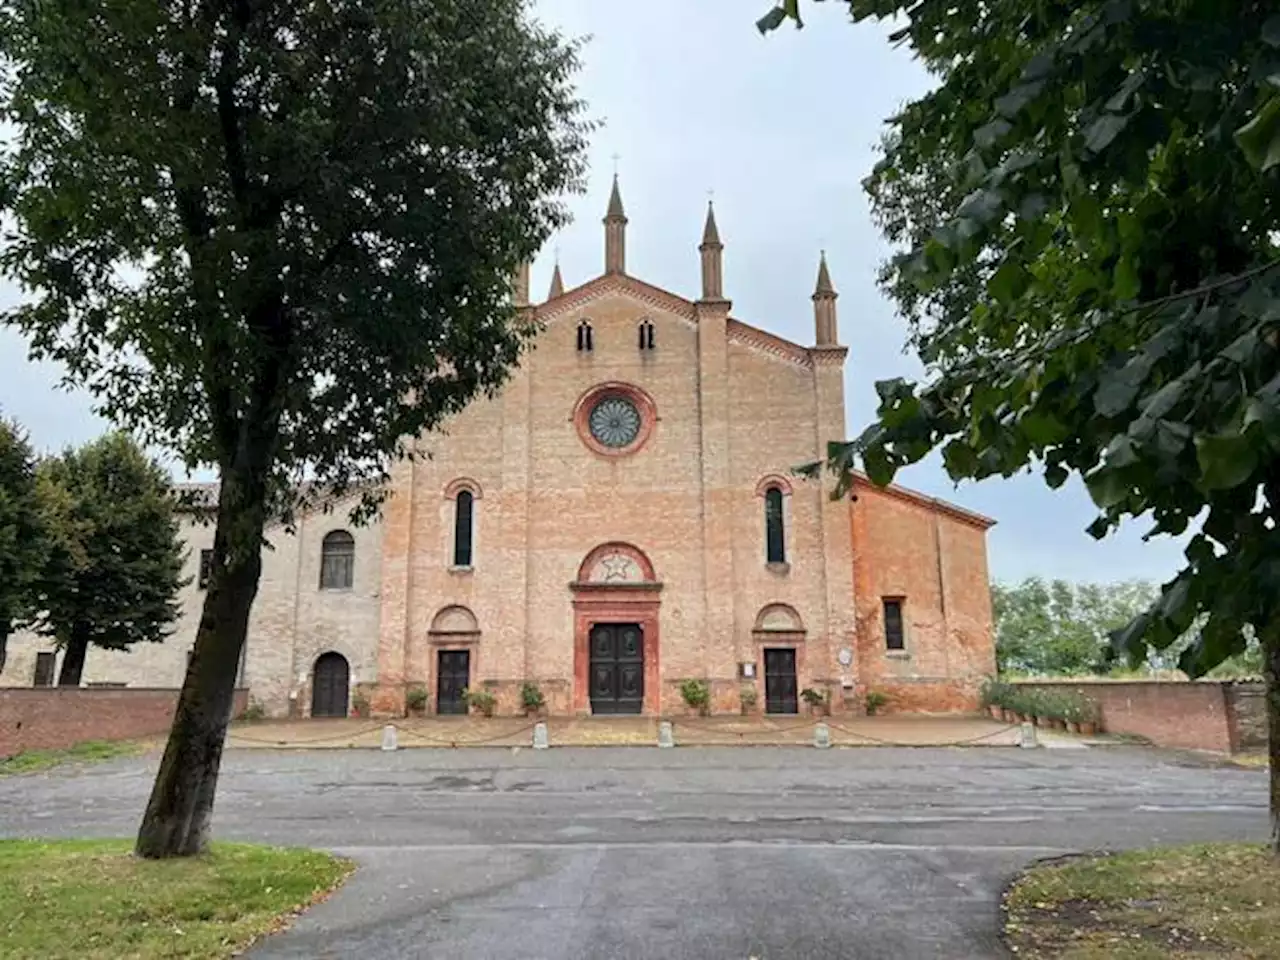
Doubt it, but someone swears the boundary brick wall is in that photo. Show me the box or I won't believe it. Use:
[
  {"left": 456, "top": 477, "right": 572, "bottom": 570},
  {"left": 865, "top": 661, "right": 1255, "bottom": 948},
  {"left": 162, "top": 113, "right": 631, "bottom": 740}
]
[
  {"left": 1017, "top": 679, "right": 1265, "bottom": 753},
  {"left": 0, "top": 688, "right": 249, "bottom": 758}
]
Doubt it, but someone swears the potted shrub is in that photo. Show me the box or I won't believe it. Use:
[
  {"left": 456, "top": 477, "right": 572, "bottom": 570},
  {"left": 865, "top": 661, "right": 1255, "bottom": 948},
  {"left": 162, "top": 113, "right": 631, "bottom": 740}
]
[
  {"left": 680, "top": 678, "right": 711, "bottom": 717},
  {"left": 739, "top": 684, "right": 758, "bottom": 716},
  {"left": 864, "top": 690, "right": 889, "bottom": 717},
  {"left": 520, "top": 681, "right": 546, "bottom": 717},
  {"left": 465, "top": 688, "right": 497, "bottom": 718},
  {"left": 351, "top": 692, "right": 371, "bottom": 719},
  {"left": 405, "top": 684, "right": 429, "bottom": 717},
  {"left": 800, "top": 687, "right": 828, "bottom": 717},
  {"left": 1078, "top": 698, "right": 1101, "bottom": 736},
  {"left": 980, "top": 677, "right": 1010, "bottom": 721}
]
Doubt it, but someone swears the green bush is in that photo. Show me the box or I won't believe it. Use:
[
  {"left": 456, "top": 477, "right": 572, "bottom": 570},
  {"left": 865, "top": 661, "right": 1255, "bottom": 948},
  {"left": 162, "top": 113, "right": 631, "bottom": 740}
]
[
  {"left": 980, "top": 677, "right": 1015, "bottom": 708},
  {"left": 239, "top": 700, "right": 267, "bottom": 723},
  {"left": 864, "top": 690, "right": 889, "bottom": 715},
  {"left": 739, "top": 684, "right": 758, "bottom": 708},
  {"left": 351, "top": 692, "right": 370, "bottom": 717},
  {"left": 680, "top": 678, "right": 711, "bottom": 714},
  {"left": 520, "top": 682, "right": 545, "bottom": 712},
  {"left": 464, "top": 688, "right": 497, "bottom": 717},
  {"left": 800, "top": 687, "right": 827, "bottom": 706},
  {"left": 405, "top": 685, "right": 429, "bottom": 712}
]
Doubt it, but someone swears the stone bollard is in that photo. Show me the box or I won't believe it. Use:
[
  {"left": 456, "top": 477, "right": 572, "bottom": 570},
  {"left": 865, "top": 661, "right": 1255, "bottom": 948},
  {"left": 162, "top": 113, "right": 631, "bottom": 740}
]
[
  {"left": 532, "top": 721, "right": 549, "bottom": 750},
  {"left": 813, "top": 722, "right": 831, "bottom": 749},
  {"left": 1019, "top": 721, "right": 1038, "bottom": 749},
  {"left": 658, "top": 720, "right": 675, "bottom": 748},
  {"left": 381, "top": 724, "right": 398, "bottom": 752}
]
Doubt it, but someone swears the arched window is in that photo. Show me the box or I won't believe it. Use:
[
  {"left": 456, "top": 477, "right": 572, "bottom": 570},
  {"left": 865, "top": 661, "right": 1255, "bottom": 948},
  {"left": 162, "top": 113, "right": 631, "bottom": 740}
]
[
  {"left": 638, "top": 319, "right": 655, "bottom": 351},
  {"left": 577, "top": 319, "right": 593, "bottom": 352},
  {"left": 764, "top": 487, "right": 786, "bottom": 564},
  {"left": 453, "top": 490, "right": 474, "bottom": 567},
  {"left": 320, "top": 530, "right": 355, "bottom": 590}
]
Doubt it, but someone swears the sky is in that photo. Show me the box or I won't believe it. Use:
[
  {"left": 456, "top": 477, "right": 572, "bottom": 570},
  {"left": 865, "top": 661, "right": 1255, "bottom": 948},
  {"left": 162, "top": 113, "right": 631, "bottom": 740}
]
[{"left": 0, "top": 0, "right": 1188, "bottom": 587}]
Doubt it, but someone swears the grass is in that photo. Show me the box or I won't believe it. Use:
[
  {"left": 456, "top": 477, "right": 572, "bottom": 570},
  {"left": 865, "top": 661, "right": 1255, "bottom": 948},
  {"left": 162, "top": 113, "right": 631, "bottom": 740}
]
[
  {"left": 0, "top": 839, "right": 354, "bottom": 959},
  {"left": 0, "top": 739, "right": 142, "bottom": 776},
  {"left": 1004, "top": 843, "right": 1280, "bottom": 958}
]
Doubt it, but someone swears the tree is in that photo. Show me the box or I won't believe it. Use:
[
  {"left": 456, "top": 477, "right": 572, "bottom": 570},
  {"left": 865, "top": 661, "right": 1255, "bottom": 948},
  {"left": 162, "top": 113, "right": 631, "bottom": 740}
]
[
  {"left": 0, "top": 417, "right": 43, "bottom": 673},
  {"left": 0, "top": 0, "right": 589, "bottom": 857},
  {"left": 760, "top": 2, "right": 1280, "bottom": 850},
  {"left": 993, "top": 578, "right": 1157, "bottom": 676},
  {"left": 31, "top": 433, "right": 186, "bottom": 686}
]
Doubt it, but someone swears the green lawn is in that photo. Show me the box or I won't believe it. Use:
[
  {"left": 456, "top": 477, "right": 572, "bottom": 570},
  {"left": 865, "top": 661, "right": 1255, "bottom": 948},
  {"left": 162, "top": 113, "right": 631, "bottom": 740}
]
[
  {"left": 0, "top": 740, "right": 143, "bottom": 776},
  {"left": 0, "top": 839, "right": 353, "bottom": 959},
  {"left": 1004, "top": 843, "right": 1280, "bottom": 958}
]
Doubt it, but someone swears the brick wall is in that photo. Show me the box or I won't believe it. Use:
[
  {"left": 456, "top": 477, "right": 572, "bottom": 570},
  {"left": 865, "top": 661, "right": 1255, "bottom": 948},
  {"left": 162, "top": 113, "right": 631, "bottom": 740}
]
[
  {"left": 0, "top": 688, "right": 249, "bottom": 758},
  {"left": 1017, "top": 680, "right": 1266, "bottom": 753}
]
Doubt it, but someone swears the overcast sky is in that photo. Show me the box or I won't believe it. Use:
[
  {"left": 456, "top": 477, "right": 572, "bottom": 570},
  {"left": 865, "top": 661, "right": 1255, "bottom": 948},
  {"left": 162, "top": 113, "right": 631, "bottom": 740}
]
[{"left": 0, "top": 0, "right": 1187, "bottom": 587}]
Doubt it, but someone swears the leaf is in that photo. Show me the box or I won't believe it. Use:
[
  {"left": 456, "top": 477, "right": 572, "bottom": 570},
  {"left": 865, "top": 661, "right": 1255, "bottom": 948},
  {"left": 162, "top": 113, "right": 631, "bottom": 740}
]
[
  {"left": 987, "top": 260, "right": 1030, "bottom": 305},
  {"left": 755, "top": 6, "right": 788, "bottom": 34},
  {"left": 995, "top": 80, "right": 1045, "bottom": 118},
  {"left": 1083, "top": 112, "right": 1131, "bottom": 154},
  {"left": 1105, "top": 70, "right": 1145, "bottom": 112},
  {"left": 861, "top": 445, "right": 895, "bottom": 487},
  {"left": 1109, "top": 611, "right": 1152, "bottom": 657},
  {"left": 1234, "top": 95, "right": 1280, "bottom": 172},
  {"left": 1264, "top": 14, "right": 1280, "bottom": 48},
  {"left": 1113, "top": 256, "right": 1140, "bottom": 300},
  {"left": 974, "top": 118, "right": 1012, "bottom": 149},
  {"left": 1044, "top": 462, "right": 1069, "bottom": 488},
  {"left": 1194, "top": 432, "right": 1257, "bottom": 490},
  {"left": 1085, "top": 467, "right": 1129, "bottom": 508}
]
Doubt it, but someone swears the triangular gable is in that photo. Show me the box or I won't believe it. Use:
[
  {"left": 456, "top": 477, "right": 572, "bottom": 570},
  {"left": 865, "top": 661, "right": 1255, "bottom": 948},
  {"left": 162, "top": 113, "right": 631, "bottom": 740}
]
[{"left": 536, "top": 274, "right": 697, "bottom": 326}]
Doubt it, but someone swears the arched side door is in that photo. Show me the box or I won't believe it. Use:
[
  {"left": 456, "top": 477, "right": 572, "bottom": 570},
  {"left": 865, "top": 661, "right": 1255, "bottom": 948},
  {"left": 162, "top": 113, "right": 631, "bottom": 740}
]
[{"left": 311, "top": 652, "right": 350, "bottom": 718}]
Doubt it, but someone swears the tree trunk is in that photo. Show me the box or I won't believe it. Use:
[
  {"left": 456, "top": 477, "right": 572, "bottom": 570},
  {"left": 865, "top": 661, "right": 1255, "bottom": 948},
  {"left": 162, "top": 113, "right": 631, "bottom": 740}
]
[
  {"left": 57, "top": 631, "right": 89, "bottom": 686},
  {"left": 1268, "top": 636, "right": 1280, "bottom": 857},
  {"left": 134, "top": 482, "right": 267, "bottom": 859}
]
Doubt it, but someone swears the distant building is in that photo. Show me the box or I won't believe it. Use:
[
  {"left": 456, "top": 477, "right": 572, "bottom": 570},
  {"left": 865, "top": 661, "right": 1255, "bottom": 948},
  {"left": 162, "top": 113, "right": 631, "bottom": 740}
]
[{"left": 2, "top": 181, "right": 996, "bottom": 717}]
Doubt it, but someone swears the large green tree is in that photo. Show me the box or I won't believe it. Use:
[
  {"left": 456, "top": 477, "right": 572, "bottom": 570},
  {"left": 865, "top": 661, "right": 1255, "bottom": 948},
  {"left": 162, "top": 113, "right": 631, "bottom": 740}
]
[
  {"left": 0, "top": 0, "right": 589, "bottom": 857},
  {"left": 0, "top": 417, "right": 43, "bottom": 673},
  {"left": 993, "top": 578, "right": 1157, "bottom": 676},
  {"left": 32, "top": 433, "right": 186, "bottom": 686},
  {"left": 760, "top": 1, "right": 1280, "bottom": 849}
]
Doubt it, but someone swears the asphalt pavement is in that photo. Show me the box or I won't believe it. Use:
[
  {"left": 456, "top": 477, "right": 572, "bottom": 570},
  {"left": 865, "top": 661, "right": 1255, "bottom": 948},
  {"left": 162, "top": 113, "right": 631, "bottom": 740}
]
[{"left": 0, "top": 745, "right": 1267, "bottom": 959}]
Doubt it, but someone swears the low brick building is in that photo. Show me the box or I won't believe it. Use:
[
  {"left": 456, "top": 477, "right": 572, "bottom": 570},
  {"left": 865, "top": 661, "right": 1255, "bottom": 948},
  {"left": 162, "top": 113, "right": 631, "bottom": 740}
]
[{"left": 1, "top": 182, "right": 996, "bottom": 718}]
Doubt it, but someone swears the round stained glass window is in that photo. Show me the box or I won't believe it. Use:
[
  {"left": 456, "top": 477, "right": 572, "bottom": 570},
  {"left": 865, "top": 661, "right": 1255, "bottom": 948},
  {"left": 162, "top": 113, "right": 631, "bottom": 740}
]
[{"left": 588, "top": 395, "right": 642, "bottom": 449}]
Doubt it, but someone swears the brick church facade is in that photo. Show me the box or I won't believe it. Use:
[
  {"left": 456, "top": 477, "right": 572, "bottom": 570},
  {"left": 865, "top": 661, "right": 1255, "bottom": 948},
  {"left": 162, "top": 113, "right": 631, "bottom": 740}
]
[{"left": 1, "top": 181, "right": 996, "bottom": 717}]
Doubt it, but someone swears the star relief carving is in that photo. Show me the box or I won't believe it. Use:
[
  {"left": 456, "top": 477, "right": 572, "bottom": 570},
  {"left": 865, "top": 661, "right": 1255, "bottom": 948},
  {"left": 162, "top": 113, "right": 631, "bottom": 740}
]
[{"left": 596, "top": 553, "right": 639, "bottom": 583}]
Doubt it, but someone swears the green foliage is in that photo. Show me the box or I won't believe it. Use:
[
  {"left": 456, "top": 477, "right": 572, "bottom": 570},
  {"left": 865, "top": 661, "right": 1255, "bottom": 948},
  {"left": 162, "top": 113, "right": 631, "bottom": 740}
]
[
  {"left": 0, "top": 739, "right": 140, "bottom": 775},
  {"left": 405, "top": 685, "right": 429, "bottom": 712},
  {"left": 979, "top": 676, "right": 1014, "bottom": 708},
  {"left": 993, "top": 578, "right": 1158, "bottom": 675},
  {"left": 799, "top": 687, "right": 827, "bottom": 706},
  {"left": 863, "top": 690, "right": 889, "bottom": 715},
  {"left": 739, "top": 684, "right": 759, "bottom": 708},
  {"left": 464, "top": 688, "right": 497, "bottom": 717},
  {"left": 350, "top": 692, "right": 370, "bottom": 717},
  {"left": 772, "top": 1, "right": 1280, "bottom": 685},
  {"left": 32, "top": 432, "right": 185, "bottom": 684},
  {"left": 238, "top": 700, "right": 267, "bottom": 723},
  {"left": 679, "top": 678, "right": 711, "bottom": 714},
  {"left": 0, "top": 417, "right": 44, "bottom": 665},
  {"left": 519, "top": 681, "right": 545, "bottom": 711}
]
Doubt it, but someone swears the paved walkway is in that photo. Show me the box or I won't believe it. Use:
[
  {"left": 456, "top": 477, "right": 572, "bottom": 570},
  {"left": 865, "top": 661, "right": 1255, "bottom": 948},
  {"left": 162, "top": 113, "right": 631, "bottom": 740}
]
[
  {"left": 0, "top": 745, "right": 1265, "bottom": 959},
  {"left": 224, "top": 714, "right": 1078, "bottom": 750}
]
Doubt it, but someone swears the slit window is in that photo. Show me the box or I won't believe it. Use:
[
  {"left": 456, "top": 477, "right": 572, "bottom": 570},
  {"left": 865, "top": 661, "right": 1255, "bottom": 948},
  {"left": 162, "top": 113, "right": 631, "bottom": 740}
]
[
  {"left": 577, "top": 319, "right": 593, "bottom": 352},
  {"left": 883, "top": 599, "right": 905, "bottom": 651},
  {"left": 454, "top": 490, "right": 474, "bottom": 567},
  {"left": 638, "top": 319, "right": 655, "bottom": 351},
  {"left": 33, "top": 652, "right": 55, "bottom": 687},
  {"left": 764, "top": 487, "right": 786, "bottom": 564}
]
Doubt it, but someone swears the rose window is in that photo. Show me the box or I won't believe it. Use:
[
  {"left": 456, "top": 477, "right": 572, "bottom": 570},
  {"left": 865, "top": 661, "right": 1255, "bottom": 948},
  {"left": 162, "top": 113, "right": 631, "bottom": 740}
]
[{"left": 588, "top": 396, "right": 642, "bottom": 449}]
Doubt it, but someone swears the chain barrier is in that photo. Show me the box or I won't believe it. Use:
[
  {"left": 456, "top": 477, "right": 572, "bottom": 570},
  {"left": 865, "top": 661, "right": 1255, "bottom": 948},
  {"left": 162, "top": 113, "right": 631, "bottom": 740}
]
[
  {"left": 396, "top": 721, "right": 540, "bottom": 748},
  {"left": 225, "top": 721, "right": 385, "bottom": 747}
]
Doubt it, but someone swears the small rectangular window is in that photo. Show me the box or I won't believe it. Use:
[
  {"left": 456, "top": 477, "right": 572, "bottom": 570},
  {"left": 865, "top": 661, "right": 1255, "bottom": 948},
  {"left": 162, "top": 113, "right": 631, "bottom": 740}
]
[
  {"left": 883, "top": 599, "right": 905, "bottom": 651},
  {"left": 198, "top": 549, "right": 214, "bottom": 590},
  {"left": 33, "top": 652, "right": 55, "bottom": 687}
]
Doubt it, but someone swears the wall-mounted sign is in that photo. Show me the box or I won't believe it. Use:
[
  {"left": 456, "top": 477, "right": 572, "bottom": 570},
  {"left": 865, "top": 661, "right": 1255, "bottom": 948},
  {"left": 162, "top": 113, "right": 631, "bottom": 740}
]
[{"left": 837, "top": 647, "right": 853, "bottom": 667}]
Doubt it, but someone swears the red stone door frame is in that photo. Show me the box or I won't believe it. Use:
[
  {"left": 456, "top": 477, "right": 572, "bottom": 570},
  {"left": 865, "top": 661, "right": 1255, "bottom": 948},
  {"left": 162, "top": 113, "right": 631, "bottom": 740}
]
[{"left": 571, "top": 543, "right": 662, "bottom": 715}]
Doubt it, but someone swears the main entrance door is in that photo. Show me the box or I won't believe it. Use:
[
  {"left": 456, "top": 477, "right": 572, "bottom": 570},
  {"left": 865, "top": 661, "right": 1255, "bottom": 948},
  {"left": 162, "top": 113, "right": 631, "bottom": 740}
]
[
  {"left": 589, "top": 623, "right": 644, "bottom": 714},
  {"left": 764, "top": 648, "right": 798, "bottom": 714},
  {"left": 311, "top": 652, "right": 350, "bottom": 718},
  {"left": 437, "top": 649, "right": 471, "bottom": 715}
]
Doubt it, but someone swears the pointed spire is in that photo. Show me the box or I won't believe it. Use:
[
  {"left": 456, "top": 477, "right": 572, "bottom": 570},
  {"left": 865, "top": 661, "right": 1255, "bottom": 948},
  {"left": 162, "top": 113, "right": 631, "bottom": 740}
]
[
  {"left": 548, "top": 261, "right": 564, "bottom": 300},
  {"left": 813, "top": 251, "right": 838, "bottom": 346},
  {"left": 701, "top": 201, "right": 721, "bottom": 248},
  {"left": 814, "top": 250, "right": 836, "bottom": 298},
  {"left": 603, "top": 174, "right": 627, "bottom": 275},
  {"left": 606, "top": 173, "right": 626, "bottom": 221}
]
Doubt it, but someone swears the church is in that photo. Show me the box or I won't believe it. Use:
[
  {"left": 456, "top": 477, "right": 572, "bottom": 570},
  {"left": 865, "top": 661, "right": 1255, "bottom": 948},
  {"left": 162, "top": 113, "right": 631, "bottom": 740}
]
[{"left": 1, "top": 180, "right": 997, "bottom": 718}]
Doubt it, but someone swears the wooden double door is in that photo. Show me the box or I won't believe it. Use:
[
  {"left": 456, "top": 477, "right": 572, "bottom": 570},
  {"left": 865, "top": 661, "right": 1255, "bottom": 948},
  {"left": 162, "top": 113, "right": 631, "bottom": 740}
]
[
  {"left": 311, "top": 652, "right": 350, "bottom": 718},
  {"left": 589, "top": 623, "right": 644, "bottom": 715},
  {"left": 437, "top": 649, "right": 471, "bottom": 715},
  {"left": 764, "top": 647, "right": 798, "bottom": 715}
]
